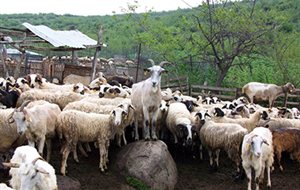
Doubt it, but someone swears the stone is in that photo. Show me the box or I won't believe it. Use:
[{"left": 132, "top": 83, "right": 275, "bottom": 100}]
[{"left": 116, "top": 140, "right": 177, "bottom": 190}]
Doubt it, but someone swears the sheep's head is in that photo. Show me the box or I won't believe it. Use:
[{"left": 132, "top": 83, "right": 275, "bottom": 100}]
[
  {"left": 246, "top": 134, "right": 269, "bottom": 158},
  {"left": 195, "top": 110, "right": 211, "bottom": 125},
  {"left": 110, "top": 107, "right": 127, "bottom": 126}
]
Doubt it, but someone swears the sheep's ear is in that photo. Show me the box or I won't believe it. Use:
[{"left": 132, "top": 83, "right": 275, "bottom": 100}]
[
  {"left": 144, "top": 68, "right": 150, "bottom": 75},
  {"left": 129, "top": 104, "right": 135, "bottom": 110},
  {"left": 263, "top": 139, "right": 269, "bottom": 146},
  {"left": 114, "top": 88, "right": 121, "bottom": 93},
  {"left": 205, "top": 113, "right": 211, "bottom": 118},
  {"left": 2, "top": 162, "right": 20, "bottom": 168},
  {"left": 236, "top": 105, "right": 244, "bottom": 112}
]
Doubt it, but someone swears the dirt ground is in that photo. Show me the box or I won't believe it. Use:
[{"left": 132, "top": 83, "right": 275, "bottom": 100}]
[{"left": 1, "top": 139, "right": 300, "bottom": 190}]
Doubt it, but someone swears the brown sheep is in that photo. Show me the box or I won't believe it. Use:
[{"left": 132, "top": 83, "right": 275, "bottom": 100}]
[
  {"left": 271, "top": 128, "right": 300, "bottom": 171},
  {"left": 242, "top": 82, "right": 295, "bottom": 108}
]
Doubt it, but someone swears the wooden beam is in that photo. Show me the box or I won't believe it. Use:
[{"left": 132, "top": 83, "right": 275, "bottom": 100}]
[{"left": 0, "top": 39, "right": 47, "bottom": 44}]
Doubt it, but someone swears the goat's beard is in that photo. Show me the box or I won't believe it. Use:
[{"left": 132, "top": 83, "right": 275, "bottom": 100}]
[{"left": 152, "top": 86, "right": 158, "bottom": 93}]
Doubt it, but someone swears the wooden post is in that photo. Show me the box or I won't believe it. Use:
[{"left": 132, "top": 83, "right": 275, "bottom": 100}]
[
  {"left": 135, "top": 43, "right": 141, "bottom": 82},
  {"left": 24, "top": 53, "right": 29, "bottom": 75},
  {"left": 0, "top": 44, "right": 9, "bottom": 77},
  {"left": 72, "top": 50, "right": 78, "bottom": 65},
  {"left": 14, "top": 50, "right": 25, "bottom": 79},
  {"left": 284, "top": 92, "right": 288, "bottom": 107},
  {"left": 91, "top": 26, "right": 103, "bottom": 82}
]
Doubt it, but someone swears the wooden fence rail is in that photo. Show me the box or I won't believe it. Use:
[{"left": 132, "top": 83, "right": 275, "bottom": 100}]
[{"left": 161, "top": 76, "right": 300, "bottom": 108}]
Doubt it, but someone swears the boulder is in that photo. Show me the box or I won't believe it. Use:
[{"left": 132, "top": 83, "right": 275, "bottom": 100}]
[
  {"left": 57, "top": 175, "right": 81, "bottom": 190},
  {"left": 116, "top": 140, "right": 177, "bottom": 190}
]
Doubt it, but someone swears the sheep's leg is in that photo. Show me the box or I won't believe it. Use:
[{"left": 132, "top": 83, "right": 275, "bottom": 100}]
[
  {"left": 276, "top": 149, "right": 283, "bottom": 171},
  {"left": 134, "top": 117, "right": 139, "bottom": 141},
  {"left": 215, "top": 149, "right": 220, "bottom": 168},
  {"left": 269, "top": 98, "right": 274, "bottom": 108},
  {"left": 61, "top": 145, "right": 71, "bottom": 176},
  {"left": 266, "top": 166, "right": 272, "bottom": 189},
  {"left": 122, "top": 132, "right": 127, "bottom": 146},
  {"left": 244, "top": 166, "right": 252, "bottom": 190},
  {"left": 98, "top": 141, "right": 106, "bottom": 172},
  {"left": 72, "top": 145, "right": 80, "bottom": 163},
  {"left": 117, "top": 134, "right": 122, "bottom": 147},
  {"left": 84, "top": 142, "right": 92, "bottom": 152},
  {"left": 78, "top": 143, "right": 88, "bottom": 157},
  {"left": 254, "top": 166, "right": 262, "bottom": 190},
  {"left": 45, "top": 139, "right": 52, "bottom": 162},
  {"left": 143, "top": 109, "right": 150, "bottom": 140},
  {"left": 208, "top": 150, "right": 213, "bottom": 168},
  {"left": 38, "top": 136, "right": 46, "bottom": 158},
  {"left": 199, "top": 144, "right": 203, "bottom": 160}
]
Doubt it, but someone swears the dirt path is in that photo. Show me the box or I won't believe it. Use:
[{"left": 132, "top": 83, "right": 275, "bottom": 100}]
[{"left": 1, "top": 141, "right": 300, "bottom": 190}]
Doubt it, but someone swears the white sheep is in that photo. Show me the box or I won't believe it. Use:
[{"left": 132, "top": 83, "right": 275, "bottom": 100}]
[
  {"left": 0, "top": 109, "right": 26, "bottom": 152},
  {"left": 4, "top": 145, "right": 57, "bottom": 190},
  {"left": 16, "top": 89, "right": 84, "bottom": 110},
  {"left": 131, "top": 60, "right": 168, "bottom": 140},
  {"left": 241, "top": 127, "right": 274, "bottom": 190},
  {"left": 166, "top": 102, "right": 194, "bottom": 146},
  {"left": 213, "top": 107, "right": 269, "bottom": 132},
  {"left": 196, "top": 110, "right": 248, "bottom": 173},
  {"left": 0, "top": 183, "right": 13, "bottom": 190},
  {"left": 57, "top": 107, "right": 127, "bottom": 175},
  {"left": 12, "top": 100, "right": 61, "bottom": 162}
]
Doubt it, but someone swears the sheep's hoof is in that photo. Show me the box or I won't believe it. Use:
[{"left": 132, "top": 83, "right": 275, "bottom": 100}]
[
  {"left": 267, "top": 185, "right": 271, "bottom": 189},
  {"left": 152, "top": 136, "right": 158, "bottom": 141},
  {"left": 144, "top": 138, "right": 150, "bottom": 141}
]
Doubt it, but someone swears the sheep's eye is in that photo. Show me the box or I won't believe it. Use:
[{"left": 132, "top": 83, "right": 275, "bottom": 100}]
[
  {"left": 112, "top": 111, "right": 115, "bottom": 116},
  {"left": 159, "top": 104, "right": 162, "bottom": 108}
]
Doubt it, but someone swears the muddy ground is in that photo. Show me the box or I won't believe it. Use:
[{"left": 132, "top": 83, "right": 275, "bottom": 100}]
[{"left": 1, "top": 138, "right": 300, "bottom": 190}]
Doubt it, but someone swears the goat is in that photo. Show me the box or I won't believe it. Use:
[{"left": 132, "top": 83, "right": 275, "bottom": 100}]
[
  {"left": 131, "top": 59, "right": 169, "bottom": 140},
  {"left": 242, "top": 82, "right": 295, "bottom": 108}
]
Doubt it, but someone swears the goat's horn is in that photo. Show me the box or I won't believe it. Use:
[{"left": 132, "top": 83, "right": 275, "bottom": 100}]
[
  {"left": 2, "top": 162, "right": 20, "bottom": 168},
  {"left": 148, "top": 59, "right": 155, "bottom": 66},
  {"left": 19, "top": 100, "right": 31, "bottom": 111},
  {"left": 159, "top": 61, "right": 171, "bottom": 67}
]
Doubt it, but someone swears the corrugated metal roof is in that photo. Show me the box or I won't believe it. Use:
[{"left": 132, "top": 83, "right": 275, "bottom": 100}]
[{"left": 23, "top": 22, "right": 97, "bottom": 49}]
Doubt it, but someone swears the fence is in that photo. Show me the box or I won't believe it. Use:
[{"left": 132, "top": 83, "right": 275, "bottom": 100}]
[{"left": 161, "top": 76, "right": 300, "bottom": 108}]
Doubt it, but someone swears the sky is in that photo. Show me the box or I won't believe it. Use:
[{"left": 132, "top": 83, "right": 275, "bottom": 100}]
[{"left": 0, "top": 0, "right": 202, "bottom": 16}]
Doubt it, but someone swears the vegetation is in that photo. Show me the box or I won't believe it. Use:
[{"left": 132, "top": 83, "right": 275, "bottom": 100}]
[
  {"left": 126, "top": 176, "right": 150, "bottom": 190},
  {"left": 0, "top": 0, "right": 299, "bottom": 87}
]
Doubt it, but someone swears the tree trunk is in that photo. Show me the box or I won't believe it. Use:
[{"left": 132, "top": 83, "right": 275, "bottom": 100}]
[
  {"left": 215, "top": 66, "right": 230, "bottom": 87},
  {"left": 135, "top": 43, "right": 142, "bottom": 82}
]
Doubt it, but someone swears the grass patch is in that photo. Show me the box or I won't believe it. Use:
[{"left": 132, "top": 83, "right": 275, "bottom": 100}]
[{"left": 126, "top": 176, "right": 150, "bottom": 190}]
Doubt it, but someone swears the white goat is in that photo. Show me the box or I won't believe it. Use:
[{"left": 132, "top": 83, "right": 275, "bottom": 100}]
[
  {"left": 131, "top": 59, "right": 168, "bottom": 140},
  {"left": 241, "top": 127, "right": 274, "bottom": 190},
  {"left": 4, "top": 145, "right": 57, "bottom": 190},
  {"left": 242, "top": 82, "right": 295, "bottom": 108},
  {"left": 12, "top": 100, "right": 61, "bottom": 162}
]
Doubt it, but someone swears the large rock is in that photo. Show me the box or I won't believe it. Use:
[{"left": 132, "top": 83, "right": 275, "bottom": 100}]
[
  {"left": 57, "top": 175, "right": 81, "bottom": 190},
  {"left": 116, "top": 140, "right": 177, "bottom": 190}
]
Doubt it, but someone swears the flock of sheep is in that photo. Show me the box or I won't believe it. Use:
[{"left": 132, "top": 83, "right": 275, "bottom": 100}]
[{"left": 0, "top": 59, "right": 299, "bottom": 190}]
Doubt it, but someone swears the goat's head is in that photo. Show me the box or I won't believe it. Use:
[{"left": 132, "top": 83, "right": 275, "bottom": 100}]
[
  {"left": 283, "top": 82, "right": 295, "bottom": 93},
  {"left": 144, "top": 59, "right": 168, "bottom": 89}
]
